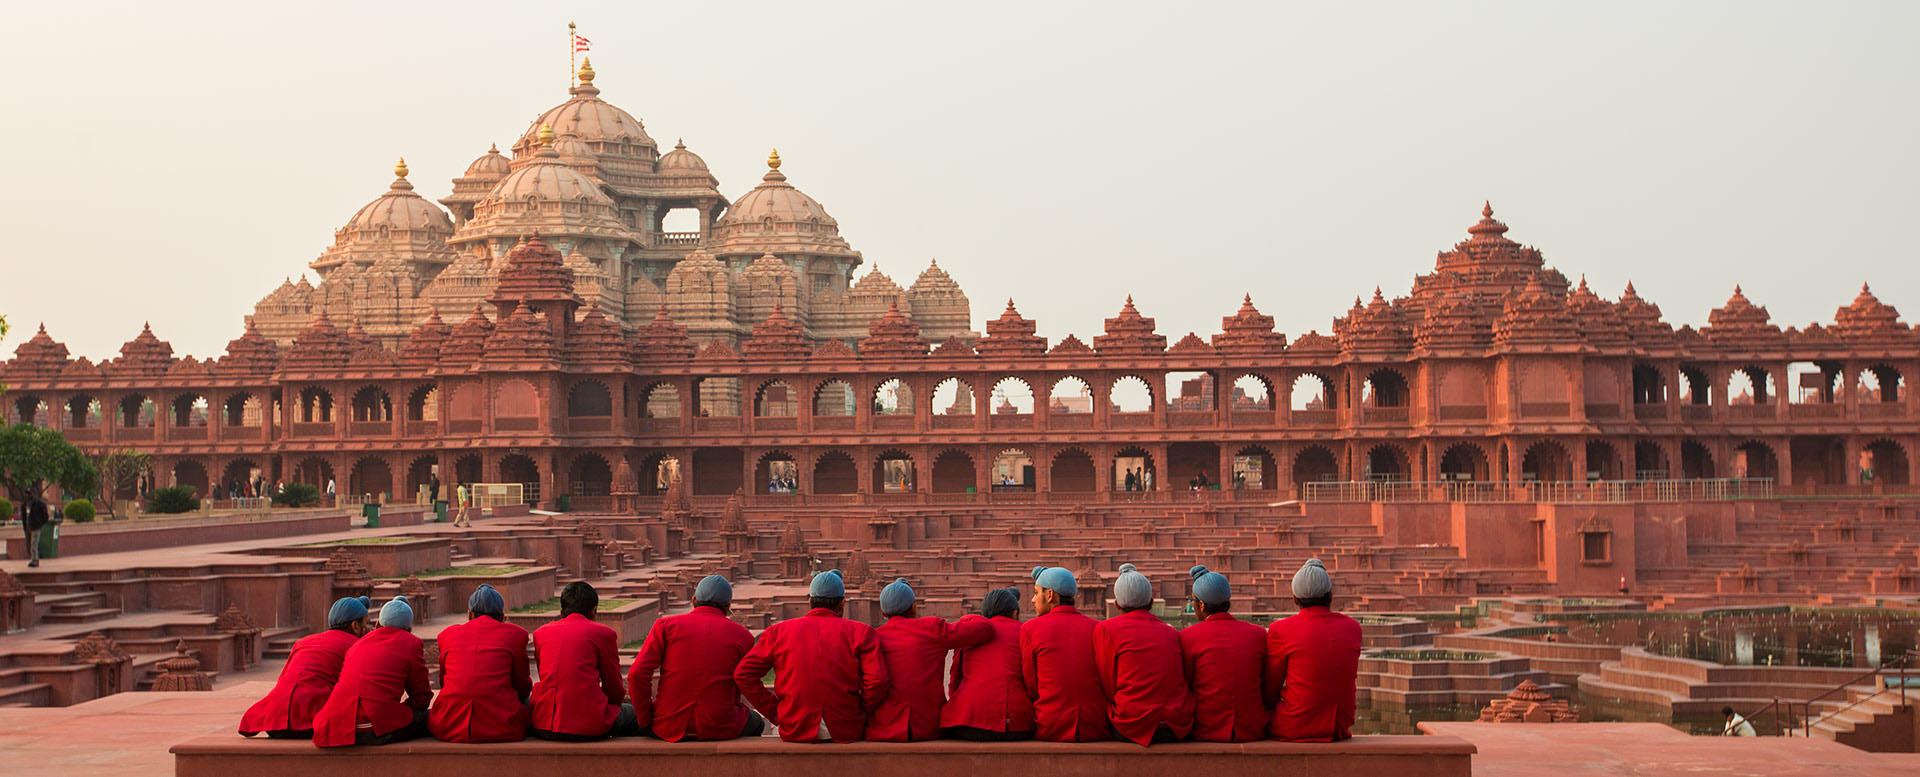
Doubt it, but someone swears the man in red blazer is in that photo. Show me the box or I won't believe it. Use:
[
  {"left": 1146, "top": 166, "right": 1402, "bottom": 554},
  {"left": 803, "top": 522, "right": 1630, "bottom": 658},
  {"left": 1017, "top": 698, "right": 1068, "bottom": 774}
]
[
  {"left": 1179, "top": 565, "right": 1268, "bottom": 742},
  {"left": 733, "top": 569, "right": 889, "bottom": 742},
  {"left": 628, "top": 574, "right": 764, "bottom": 741},
  {"left": 866, "top": 578, "right": 992, "bottom": 742},
  {"left": 312, "top": 597, "right": 432, "bottom": 747},
  {"left": 1266, "top": 559, "right": 1362, "bottom": 742},
  {"left": 1095, "top": 564, "right": 1194, "bottom": 745},
  {"left": 1019, "top": 565, "right": 1108, "bottom": 742},
  {"left": 530, "top": 582, "right": 640, "bottom": 740},
  {"left": 430, "top": 584, "right": 531, "bottom": 743},
  {"left": 941, "top": 588, "right": 1034, "bottom": 741},
  {"left": 239, "top": 597, "right": 367, "bottom": 739}
]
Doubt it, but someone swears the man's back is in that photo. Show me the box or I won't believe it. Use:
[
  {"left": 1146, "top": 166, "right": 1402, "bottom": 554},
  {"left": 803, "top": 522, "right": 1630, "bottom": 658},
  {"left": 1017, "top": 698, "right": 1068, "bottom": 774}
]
[
  {"left": 312, "top": 626, "right": 430, "bottom": 747},
  {"left": 1180, "top": 613, "right": 1268, "bottom": 742},
  {"left": 869, "top": 615, "right": 992, "bottom": 741},
  {"left": 734, "top": 608, "right": 888, "bottom": 742},
  {"left": 1094, "top": 609, "right": 1194, "bottom": 745},
  {"left": 239, "top": 628, "right": 357, "bottom": 735},
  {"left": 943, "top": 615, "right": 1033, "bottom": 733},
  {"left": 1020, "top": 605, "right": 1107, "bottom": 742},
  {"left": 530, "top": 613, "right": 624, "bottom": 737},
  {"left": 431, "top": 616, "right": 531, "bottom": 742},
  {"left": 630, "top": 606, "right": 756, "bottom": 741},
  {"left": 1265, "top": 606, "right": 1362, "bottom": 742}
]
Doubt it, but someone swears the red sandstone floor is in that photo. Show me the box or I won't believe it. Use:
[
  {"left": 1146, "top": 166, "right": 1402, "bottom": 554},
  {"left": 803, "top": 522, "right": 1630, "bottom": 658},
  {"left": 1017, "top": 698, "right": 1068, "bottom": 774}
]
[{"left": 1424, "top": 722, "right": 1920, "bottom": 776}]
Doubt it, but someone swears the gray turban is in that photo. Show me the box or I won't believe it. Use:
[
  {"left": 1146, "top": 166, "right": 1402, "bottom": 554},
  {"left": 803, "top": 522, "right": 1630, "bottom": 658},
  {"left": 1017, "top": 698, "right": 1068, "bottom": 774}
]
[
  {"left": 1114, "top": 563, "right": 1153, "bottom": 610},
  {"left": 1292, "top": 558, "right": 1332, "bottom": 600}
]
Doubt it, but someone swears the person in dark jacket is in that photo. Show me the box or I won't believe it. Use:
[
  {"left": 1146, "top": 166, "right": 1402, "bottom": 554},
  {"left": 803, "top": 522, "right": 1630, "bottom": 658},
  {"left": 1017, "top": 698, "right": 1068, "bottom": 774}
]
[{"left": 21, "top": 494, "right": 49, "bottom": 567}]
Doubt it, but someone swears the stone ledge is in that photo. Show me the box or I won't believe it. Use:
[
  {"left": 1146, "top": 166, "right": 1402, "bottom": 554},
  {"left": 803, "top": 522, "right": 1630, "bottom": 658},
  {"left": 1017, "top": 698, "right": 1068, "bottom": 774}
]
[{"left": 172, "top": 734, "right": 1474, "bottom": 777}]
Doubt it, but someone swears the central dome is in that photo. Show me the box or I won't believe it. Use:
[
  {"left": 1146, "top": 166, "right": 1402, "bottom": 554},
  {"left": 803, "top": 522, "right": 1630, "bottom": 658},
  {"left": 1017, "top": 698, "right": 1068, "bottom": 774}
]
[{"left": 512, "top": 60, "right": 655, "bottom": 159}]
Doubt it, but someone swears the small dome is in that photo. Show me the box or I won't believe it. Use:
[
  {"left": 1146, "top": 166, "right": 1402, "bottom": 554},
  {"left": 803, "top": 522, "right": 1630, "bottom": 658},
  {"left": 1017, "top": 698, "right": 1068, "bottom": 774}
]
[
  {"left": 487, "top": 143, "right": 616, "bottom": 208},
  {"left": 464, "top": 144, "right": 510, "bottom": 178},
  {"left": 551, "top": 134, "right": 596, "bottom": 163},
  {"left": 722, "top": 149, "right": 838, "bottom": 229},
  {"left": 657, "top": 139, "right": 708, "bottom": 173},
  {"left": 342, "top": 159, "right": 456, "bottom": 237}
]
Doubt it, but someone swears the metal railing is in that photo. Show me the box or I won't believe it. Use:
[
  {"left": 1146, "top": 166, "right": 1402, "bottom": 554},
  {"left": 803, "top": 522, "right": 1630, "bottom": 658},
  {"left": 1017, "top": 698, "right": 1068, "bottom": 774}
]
[
  {"left": 1791, "top": 650, "right": 1914, "bottom": 738},
  {"left": 1302, "top": 478, "right": 1776, "bottom": 504}
]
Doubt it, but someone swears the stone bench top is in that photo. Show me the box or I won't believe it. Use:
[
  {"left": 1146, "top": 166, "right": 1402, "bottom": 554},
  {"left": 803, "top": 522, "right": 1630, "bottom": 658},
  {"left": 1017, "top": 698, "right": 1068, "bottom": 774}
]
[{"left": 175, "top": 733, "right": 1476, "bottom": 757}]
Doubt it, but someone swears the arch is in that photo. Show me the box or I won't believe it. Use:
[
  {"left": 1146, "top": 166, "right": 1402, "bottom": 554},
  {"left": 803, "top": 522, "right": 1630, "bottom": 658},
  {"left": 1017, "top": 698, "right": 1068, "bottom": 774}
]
[
  {"left": 932, "top": 378, "right": 973, "bottom": 416},
  {"left": 447, "top": 383, "right": 484, "bottom": 420},
  {"left": 1518, "top": 363, "right": 1572, "bottom": 415},
  {"left": 1634, "top": 441, "right": 1670, "bottom": 480},
  {"left": 453, "top": 454, "right": 483, "bottom": 487},
  {"left": 1631, "top": 363, "right": 1666, "bottom": 405},
  {"left": 813, "top": 380, "right": 856, "bottom": 416},
  {"left": 756, "top": 450, "right": 799, "bottom": 494},
  {"left": 404, "top": 455, "right": 438, "bottom": 499},
  {"left": 566, "top": 381, "right": 613, "bottom": 417},
  {"left": 350, "top": 386, "right": 393, "bottom": 422},
  {"left": 1362, "top": 368, "right": 1410, "bottom": 408},
  {"left": 1049, "top": 377, "right": 1093, "bottom": 414},
  {"left": 10, "top": 396, "right": 48, "bottom": 426},
  {"left": 406, "top": 386, "right": 439, "bottom": 422},
  {"left": 1732, "top": 440, "right": 1778, "bottom": 480},
  {"left": 1166, "top": 371, "right": 1216, "bottom": 412},
  {"left": 1169, "top": 442, "right": 1222, "bottom": 489},
  {"left": 754, "top": 380, "right": 799, "bottom": 417},
  {"left": 168, "top": 394, "right": 209, "bottom": 426},
  {"left": 638, "top": 452, "right": 679, "bottom": 495},
  {"left": 221, "top": 459, "right": 262, "bottom": 498},
  {"left": 225, "top": 392, "right": 264, "bottom": 427},
  {"left": 349, "top": 457, "right": 393, "bottom": 500},
  {"left": 1364, "top": 443, "right": 1411, "bottom": 481},
  {"left": 1230, "top": 374, "right": 1272, "bottom": 411},
  {"left": 1050, "top": 448, "right": 1096, "bottom": 492},
  {"left": 1290, "top": 372, "right": 1335, "bottom": 411},
  {"left": 1585, "top": 440, "right": 1625, "bottom": 480},
  {"left": 495, "top": 378, "right": 540, "bottom": 417},
  {"left": 294, "top": 457, "right": 334, "bottom": 488},
  {"left": 120, "top": 394, "right": 157, "bottom": 427},
  {"left": 991, "top": 448, "right": 1034, "bottom": 489},
  {"left": 1583, "top": 363, "right": 1624, "bottom": 409},
  {"left": 1679, "top": 366, "right": 1711, "bottom": 405},
  {"left": 691, "top": 448, "right": 744, "bottom": 495},
  {"left": 870, "top": 449, "right": 916, "bottom": 493},
  {"left": 1521, "top": 441, "right": 1572, "bottom": 482},
  {"left": 1861, "top": 364, "right": 1904, "bottom": 403},
  {"left": 991, "top": 378, "right": 1034, "bottom": 414},
  {"left": 567, "top": 453, "right": 613, "bottom": 496},
  {"left": 1680, "top": 440, "right": 1715, "bottom": 479},
  {"left": 1864, "top": 439, "right": 1910, "bottom": 486},
  {"left": 873, "top": 378, "right": 913, "bottom": 416},
  {"left": 931, "top": 449, "right": 976, "bottom": 493},
  {"left": 1727, "top": 365, "right": 1773, "bottom": 405},
  {"left": 813, "top": 450, "right": 858, "bottom": 494},
  {"left": 1114, "top": 445, "right": 1158, "bottom": 491},
  {"left": 1232, "top": 444, "right": 1277, "bottom": 490},
  {"left": 1788, "top": 361, "right": 1840, "bottom": 404},
  {"left": 1292, "top": 445, "right": 1339, "bottom": 487},
  {"left": 640, "top": 382, "right": 681, "bottom": 418},
  {"left": 296, "top": 387, "right": 333, "bottom": 423},
  {"left": 171, "top": 459, "right": 209, "bottom": 496},
  {"left": 66, "top": 396, "right": 102, "bottom": 428},
  {"left": 499, "top": 454, "right": 540, "bottom": 505},
  {"left": 1109, "top": 376, "right": 1154, "bottom": 414},
  {"left": 1439, "top": 442, "right": 1491, "bottom": 481},
  {"left": 693, "top": 377, "right": 741, "bottom": 418}
]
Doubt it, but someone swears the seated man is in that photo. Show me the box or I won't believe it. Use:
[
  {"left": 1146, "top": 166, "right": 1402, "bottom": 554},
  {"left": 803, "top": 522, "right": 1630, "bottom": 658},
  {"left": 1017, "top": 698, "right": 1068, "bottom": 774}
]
[
  {"left": 1179, "top": 565, "right": 1267, "bottom": 742},
  {"left": 1265, "top": 559, "right": 1362, "bottom": 742},
  {"left": 1094, "top": 564, "right": 1193, "bottom": 745},
  {"left": 239, "top": 597, "right": 368, "bottom": 739},
  {"left": 313, "top": 597, "right": 432, "bottom": 747},
  {"left": 942, "top": 588, "right": 1035, "bottom": 741},
  {"left": 430, "top": 585, "right": 531, "bottom": 743},
  {"left": 1020, "top": 566, "right": 1108, "bottom": 742},
  {"left": 530, "top": 582, "right": 640, "bottom": 740},
  {"left": 733, "top": 569, "right": 889, "bottom": 743},
  {"left": 628, "top": 575, "right": 764, "bottom": 741},
  {"left": 867, "top": 578, "right": 992, "bottom": 741}
]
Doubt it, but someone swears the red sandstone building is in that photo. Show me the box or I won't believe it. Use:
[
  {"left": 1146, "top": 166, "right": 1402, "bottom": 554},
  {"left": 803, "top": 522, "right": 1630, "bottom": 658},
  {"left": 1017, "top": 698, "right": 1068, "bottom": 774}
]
[{"left": 5, "top": 202, "right": 1917, "bottom": 509}]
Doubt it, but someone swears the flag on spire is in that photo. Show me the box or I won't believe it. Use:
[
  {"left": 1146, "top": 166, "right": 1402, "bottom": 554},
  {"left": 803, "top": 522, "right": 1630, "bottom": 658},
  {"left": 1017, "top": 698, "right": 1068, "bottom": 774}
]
[{"left": 573, "top": 33, "right": 592, "bottom": 52}]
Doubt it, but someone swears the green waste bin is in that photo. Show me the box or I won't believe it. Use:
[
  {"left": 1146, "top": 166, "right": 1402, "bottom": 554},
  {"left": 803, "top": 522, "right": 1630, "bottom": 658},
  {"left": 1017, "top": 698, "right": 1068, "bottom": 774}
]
[
  {"left": 37, "top": 522, "right": 58, "bottom": 560},
  {"left": 434, "top": 500, "right": 449, "bottom": 523},
  {"left": 557, "top": 494, "right": 572, "bottom": 512},
  {"left": 362, "top": 502, "right": 380, "bottom": 528}
]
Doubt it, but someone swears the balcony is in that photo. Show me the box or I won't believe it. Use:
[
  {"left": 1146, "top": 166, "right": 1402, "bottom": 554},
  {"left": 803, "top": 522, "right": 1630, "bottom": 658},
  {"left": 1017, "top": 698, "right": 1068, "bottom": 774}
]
[
  {"left": 1860, "top": 403, "right": 1907, "bottom": 419},
  {"left": 1789, "top": 403, "right": 1843, "bottom": 420},
  {"left": 448, "top": 419, "right": 483, "bottom": 434},
  {"left": 350, "top": 421, "right": 392, "bottom": 436},
  {"left": 1291, "top": 409, "right": 1335, "bottom": 426},
  {"left": 873, "top": 415, "right": 914, "bottom": 432},
  {"left": 638, "top": 418, "right": 680, "bottom": 434},
  {"left": 1051, "top": 414, "right": 1094, "bottom": 430},
  {"left": 1519, "top": 402, "right": 1568, "bottom": 418},
  {"left": 289, "top": 422, "right": 332, "bottom": 437},
  {"left": 654, "top": 232, "right": 701, "bottom": 248},
  {"left": 1365, "top": 407, "right": 1409, "bottom": 425},
  {"left": 117, "top": 427, "right": 155, "bottom": 442},
  {"left": 1110, "top": 412, "right": 1154, "bottom": 429},
  {"left": 813, "top": 416, "right": 855, "bottom": 432},
  {"left": 1729, "top": 404, "right": 1773, "bottom": 421},
  {"left": 1436, "top": 406, "right": 1486, "bottom": 422},
  {"left": 1681, "top": 405, "right": 1713, "bottom": 422},
  {"left": 405, "top": 420, "right": 439, "bottom": 436},
  {"left": 1230, "top": 410, "right": 1275, "bottom": 427},
  {"left": 1632, "top": 404, "right": 1668, "bottom": 421},
  {"left": 566, "top": 417, "right": 613, "bottom": 433},
  {"left": 753, "top": 417, "right": 797, "bottom": 432},
  {"left": 931, "top": 414, "right": 972, "bottom": 430},
  {"left": 1584, "top": 404, "right": 1620, "bottom": 419},
  {"left": 64, "top": 428, "right": 100, "bottom": 442},
  {"left": 694, "top": 417, "right": 740, "bottom": 433}
]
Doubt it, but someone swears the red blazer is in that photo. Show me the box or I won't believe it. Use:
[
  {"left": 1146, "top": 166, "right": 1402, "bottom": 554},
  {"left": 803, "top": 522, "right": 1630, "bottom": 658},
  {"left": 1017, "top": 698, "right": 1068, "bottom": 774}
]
[
  {"left": 867, "top": 615, "right": 992, "bottom": 741},
  {"left": 1264, "top": 606, "right": 1362, "bottom": 742},
  {"left": 941, "top": 615, "right": 1034, "bottom": 734},
  {"left": 733, "top": 608, "right": 889, "bottom": 743},
  {"left": 1094, "top": 609, "right": 1194, "bottom": 745},
  {"left": 628, "top": 606, "right": 756, "bottom": 742},
  {"left": 429, "top": 616, "right": 532, "bottom": 743},
  {"left": 1018, "top": 605, "right": 1108, "bottom": 742},
  {"left": 311, "top": 626, "right": 432, "bottom": 747},
  {"left": 1180, "top": 612, "right": 1269, "bottom": 742},
  {"left": 529, "top": 613, "right": 626, "bottom": 737},
  {"left": 238, "top": 628, "right": 357, "bottom": 735}
]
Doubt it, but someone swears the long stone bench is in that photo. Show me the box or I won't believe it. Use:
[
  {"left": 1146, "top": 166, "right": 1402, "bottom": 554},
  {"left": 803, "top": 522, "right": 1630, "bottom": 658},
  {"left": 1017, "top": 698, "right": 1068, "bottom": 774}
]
[{"left": 172, "top": 733, "right": 1475, "bottom": 777}]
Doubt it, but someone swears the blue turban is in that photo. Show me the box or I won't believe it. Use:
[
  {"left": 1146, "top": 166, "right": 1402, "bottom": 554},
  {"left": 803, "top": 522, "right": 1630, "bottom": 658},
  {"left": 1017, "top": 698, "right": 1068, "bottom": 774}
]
[
  {"left": 379, "top": 596, "right": 414, "bottom": 629},
  {"left": 468, "top": 584, "right": 505, "bottom": 617},
  {"left": 1114, "top": 563, "right": 1153, "bottom": 610},
  {"left": 809, "top": 569, "right": 845, "bottom": 599},
  {"left": 695, "top": 574, "right": 733, "bottom": 606},
  {"left": 1031, "top": 566, "right": 1078, "bottom": 597},
  {"left": 880, "top": 578, "right": 915, "bottom": 617},
  {"left": 1189, "top": 564, "right": 1231, "bottom": 607},
  {"left": 327, "top": 596, "right": 368, "bottom": 628}
]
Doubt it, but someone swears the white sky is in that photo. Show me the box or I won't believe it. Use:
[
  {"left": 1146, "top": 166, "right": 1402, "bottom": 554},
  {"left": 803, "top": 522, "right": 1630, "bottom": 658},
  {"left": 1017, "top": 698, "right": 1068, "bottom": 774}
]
[{"left": 1, "top": 1, "right": 1915, "bottom": 359}]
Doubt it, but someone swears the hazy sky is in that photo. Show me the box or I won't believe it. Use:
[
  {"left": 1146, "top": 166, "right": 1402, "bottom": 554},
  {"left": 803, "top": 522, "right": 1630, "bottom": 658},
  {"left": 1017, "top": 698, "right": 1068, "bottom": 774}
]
[{"left": 2, "top": 2, "right": 1915, "bottom": 359}]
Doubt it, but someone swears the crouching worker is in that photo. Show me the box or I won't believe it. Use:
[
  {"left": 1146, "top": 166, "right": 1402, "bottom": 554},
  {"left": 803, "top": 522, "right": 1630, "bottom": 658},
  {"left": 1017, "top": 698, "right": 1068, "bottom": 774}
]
[
  {"left": 313, "top": 597, "right": 432, "bottom": 747},
  {"left": 868, "top": 578, "right": 992, "bottom": 741},
  {"left": 941, "top": 588, "right": 1035, "bottom": 741},
  {"left": 430, "top": 585, "right": 531, "bottom": 742},
  {"left": 734, "top": 569, "right": 889, "bottom": 742},
  {"left": 629, "top": 575, "right": 764, "bottom": 741},
  {"left": 238, "top": 597, "right": 368, "bottom": 739},
  {"left": 530, "top": 582, "right": 642, "bottom": 740}
]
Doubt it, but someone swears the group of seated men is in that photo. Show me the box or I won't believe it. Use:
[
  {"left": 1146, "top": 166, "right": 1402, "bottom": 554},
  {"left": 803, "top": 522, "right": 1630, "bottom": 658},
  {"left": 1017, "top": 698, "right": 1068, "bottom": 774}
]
[{"left": 239, "top": 558, "right": 1360, "bottom": 747}]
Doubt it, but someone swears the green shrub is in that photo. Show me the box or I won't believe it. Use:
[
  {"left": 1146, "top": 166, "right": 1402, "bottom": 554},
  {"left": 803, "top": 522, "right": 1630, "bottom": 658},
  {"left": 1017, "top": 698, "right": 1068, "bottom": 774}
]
[
  {"left": 273, "top": 482, "right": 322, "bottom": 508},
  {"left": 0, "top": 497, "right": 12, "bottom": 519},
  {"left": 65, "top": 499, "right": 94, "bottom": 522},
  {"left": 147, "top": 485, "right": 199, "bottom": 514}
]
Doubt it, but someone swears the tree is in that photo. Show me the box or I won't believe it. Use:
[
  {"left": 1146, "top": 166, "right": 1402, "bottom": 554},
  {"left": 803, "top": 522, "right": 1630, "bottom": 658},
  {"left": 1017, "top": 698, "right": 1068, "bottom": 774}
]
[
  {"left": 0, "top": 423, "right": 98, "bottom": 507},
  {"left": 89, "top": 449, "right": 152, "bottom": 519}
]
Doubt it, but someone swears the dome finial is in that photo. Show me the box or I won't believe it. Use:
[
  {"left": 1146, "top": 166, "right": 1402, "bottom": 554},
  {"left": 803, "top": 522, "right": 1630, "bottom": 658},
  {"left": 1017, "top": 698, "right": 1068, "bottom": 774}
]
[
  {"left": 578, "top": 57, "right": 595, "bottom": 85},
  {"left": 767, "top": 148, "right": 782, "bottom": 171},
  {"left": 1482, "top": 200, "right": 1493, "bottom": 218},
  {"left": 394, "top": 157, "right": 409, "bottom": 179},
  {"left": 538, "top": 123, "right": 557, "bottom": 146}
]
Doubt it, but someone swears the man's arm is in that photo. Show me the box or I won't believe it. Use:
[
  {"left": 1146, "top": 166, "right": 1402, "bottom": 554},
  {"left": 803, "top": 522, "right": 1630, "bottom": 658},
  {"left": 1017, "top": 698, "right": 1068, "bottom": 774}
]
[
  {"left": 856, "top": 626, "right": 890, "bottom": 712},
  {"left": 627, "top": 621, "right": 667, "bottom": 722},
  {"left": 733, "top": 631, "right": 781, "bottom": 721},
  {"left": 511, "top": 633, "right": 532, "bottom": 704},
  {"left": 1093, "top": 625, "right": 1117, "bottom": 702},
  {"left": 938, "top": 615, "right": 995, "bottom": 650},
  {"left": 1020, "top": 625, "right": 1041, "bottom": 702},
  {"left": 406, "top": 642, "right": 433, "bottom": 710},
  {"left": 1262, "top": 630, "right": 1288, "bottom": 709}
]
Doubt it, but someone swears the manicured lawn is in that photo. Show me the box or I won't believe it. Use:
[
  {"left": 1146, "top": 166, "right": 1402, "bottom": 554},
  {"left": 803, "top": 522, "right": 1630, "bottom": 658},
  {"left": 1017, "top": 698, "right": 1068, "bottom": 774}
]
[
  {"left": 298, "top": 537, "right": 420, "bottom": 546},
  {"left": 413, "top": 565, "right": 532, "bottom": 578},
  {"left": 513, "top": 597, "right": 636, "bottom": 614}
]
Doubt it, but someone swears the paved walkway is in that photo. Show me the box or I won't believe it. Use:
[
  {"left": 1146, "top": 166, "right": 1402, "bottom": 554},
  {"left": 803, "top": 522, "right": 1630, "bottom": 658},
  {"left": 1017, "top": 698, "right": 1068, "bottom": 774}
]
[{"left": 1424, "top": 721, "right": 1920, "bottom": 777}]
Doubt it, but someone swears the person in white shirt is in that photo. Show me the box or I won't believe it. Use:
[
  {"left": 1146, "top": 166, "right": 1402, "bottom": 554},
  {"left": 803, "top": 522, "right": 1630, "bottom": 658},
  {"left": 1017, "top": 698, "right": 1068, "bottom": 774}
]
[{"left": 1722, "top": 706, "right": 1756, "bottom": 736}]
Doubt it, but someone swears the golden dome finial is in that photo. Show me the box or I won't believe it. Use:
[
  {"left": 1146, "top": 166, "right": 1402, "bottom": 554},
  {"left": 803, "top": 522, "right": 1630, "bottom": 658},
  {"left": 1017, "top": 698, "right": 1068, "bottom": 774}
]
[
  {"left": 394, "top": 157, "right": 409, "bottom": 179},
  {"left": 578, "top": 57, "right": 595, "bottom": 84},
  {"left": 538, "top": 123, "right": 557, "bottom": 146},
  {"left": 767, "top": 148, "right": 782, "bottom": 170}
]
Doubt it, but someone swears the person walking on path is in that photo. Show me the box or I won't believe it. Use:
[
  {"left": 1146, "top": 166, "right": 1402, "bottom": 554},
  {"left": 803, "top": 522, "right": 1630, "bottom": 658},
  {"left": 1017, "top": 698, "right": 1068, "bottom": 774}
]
[
  {"left": 20, "top": 494, "right": 49, "bottom": 567},
  {"left": 453, "top": 483, "right": 472, "bottom": 528}
]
